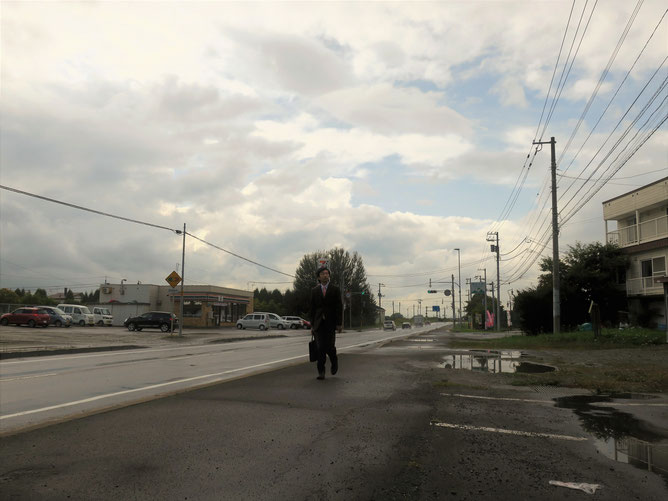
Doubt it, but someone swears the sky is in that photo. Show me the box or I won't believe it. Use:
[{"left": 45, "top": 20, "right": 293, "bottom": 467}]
[{"left": 1, "top": 0, "right": 666, "bottom": 316}]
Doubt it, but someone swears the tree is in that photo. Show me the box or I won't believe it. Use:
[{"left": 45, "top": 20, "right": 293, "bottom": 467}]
[
  {"left": 465, "top": 292, "right": 507, "bottom": 329},
  {"left": 514, "top": 241, "right": 628, "bottom": 334},
  {"left": 0, "top": 288, "right": 20, "bottom": 304},
  {"left": 293, "top": 248, "right": 375, "bottom": 328}
]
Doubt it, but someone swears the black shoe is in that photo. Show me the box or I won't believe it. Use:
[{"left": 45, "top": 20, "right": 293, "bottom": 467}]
[
  {"left": 331, "top": 361, "right": 338, "bottom": 375},
  {"left": 317, "top": 371, "right": 325, "bottom": 380}
]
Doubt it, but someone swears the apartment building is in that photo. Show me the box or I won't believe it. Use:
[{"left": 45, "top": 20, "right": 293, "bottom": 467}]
[{"left": 603, "top": 176, "right": 667, "bottom": 328}]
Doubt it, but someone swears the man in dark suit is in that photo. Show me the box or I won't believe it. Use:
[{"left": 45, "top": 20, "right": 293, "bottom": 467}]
[{"left": 310, "top": 264, "right": 343, "bottom": 380}]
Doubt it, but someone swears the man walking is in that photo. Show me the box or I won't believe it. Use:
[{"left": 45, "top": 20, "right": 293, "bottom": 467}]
[{"left": 310, "top": 263, "right": 343, "bottom": 380}]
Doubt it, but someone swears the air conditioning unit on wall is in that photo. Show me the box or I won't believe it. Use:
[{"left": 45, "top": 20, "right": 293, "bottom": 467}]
[{"left": 102, "top": 287, "right": 112, "bottom": 294}]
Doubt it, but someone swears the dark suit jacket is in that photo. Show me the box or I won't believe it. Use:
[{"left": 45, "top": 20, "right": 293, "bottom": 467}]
[{"left": 310, "top": 282, "right": 343, "bottom": 333}]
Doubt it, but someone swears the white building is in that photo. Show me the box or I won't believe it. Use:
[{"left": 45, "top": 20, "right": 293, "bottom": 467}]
[{"left": 603, "top": 176, "right": 667, "bottom": 328}]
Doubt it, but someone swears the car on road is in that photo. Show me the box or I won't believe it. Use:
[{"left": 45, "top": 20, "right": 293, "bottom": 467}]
[
  {"left": 383, "top": 319, "right": 396, "bottom": 331},
  {"left": 57, "top": 304, "right": 95, "bottom": 326},
  {"left": 267, "top": 313, "right": 290, "bottom": 330},
  {"left": 0, "top": 307, "right": 51, "bottom": 328},
  {"left": 402, "top": 322, "right": 412, "bottom": 329},
  {"left": 38, "top": 306, "right": 72, "bottom": 328},
  {"left": 92, "top": 307, "right": 113, "bottom": 326},
  {"left": 301, "top": 318, "right": 311, "bottom": 330},
  {"left": 282, "top": 316, "right": 304, "bottom": 329},
  {"left": 124, "top": 311, "right": 178, "bottom": 332},
  {"left": 236, "top": 313, "right": 271, "bottom": 331}
]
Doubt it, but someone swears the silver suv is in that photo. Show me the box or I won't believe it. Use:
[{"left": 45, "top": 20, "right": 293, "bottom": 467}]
[
  {"left": 282, "top": 316, "right": 304, "bottom": 329},
  {"left": 267, "top": 313, "right": 290, "bottom": 330},
  {"left": 236, "top": 313, "right": 271, "bottom": 331}
]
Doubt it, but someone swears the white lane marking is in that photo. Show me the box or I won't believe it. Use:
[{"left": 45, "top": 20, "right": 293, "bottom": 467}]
[
  {"left": 1, "top": 327, "right": 425, "bottom": 365},
  {"left": 0, "top": 373, "right": 57, "bottom": 382},
  {"left": 431, "top": 421, "right": 587, "bottom": 441},
  {"left": 1, "top": 330, "right": 417, "bottom": 420},
  {"left": 0, "top": 353, "right": 305, "bottom": 420},
  {"left": 593, "top": 402, "right": 668, "bottom": 407},
  {"left": 445, "top": 393, "right": 552, "bottom": 404}
]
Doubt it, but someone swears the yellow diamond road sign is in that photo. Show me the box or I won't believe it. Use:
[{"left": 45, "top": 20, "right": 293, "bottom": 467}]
[{"left": 166, "top": 271, "right": 182, "bottom": 288}]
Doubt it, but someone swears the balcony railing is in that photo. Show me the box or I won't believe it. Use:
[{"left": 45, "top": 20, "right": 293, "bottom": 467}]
[
  {"left": 626, "top": 276, "right": 663, "bottom": 296},
  {"left": 607, "top": 214, "right": 668, "bottom": 247}
]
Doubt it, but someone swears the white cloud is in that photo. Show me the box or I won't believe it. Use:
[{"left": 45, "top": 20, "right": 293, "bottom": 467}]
[{"left": 1, "top": 0, "right": 666, "bottom": 306}]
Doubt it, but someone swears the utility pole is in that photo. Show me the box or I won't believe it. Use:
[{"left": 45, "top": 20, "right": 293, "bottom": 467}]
[
  {"left": 490, "top": 280, "right": 495, "bottom": 330},
  {"left": 178, "top": 223, "right": 186, "bottom": 337},
  {"left": 378, "top": 283, "right": 385, "bottom": 326},
  {"left": 534, "top": 136, "right": 560, "bottom": 334},
  {"left": 482, "top": 268, "right": 487, "bottom": 330},
  {"left": 451, "top": 274, "right": 456, "bottom": 324},
  {"left": 454, "top": 248, "right": 462, "bottom": 329},
  {"left": 487, "top": 232, "right": 500, "bottom": 331}
]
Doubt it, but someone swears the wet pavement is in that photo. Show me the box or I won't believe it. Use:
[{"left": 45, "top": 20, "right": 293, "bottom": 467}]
[{"left": 1, "top": 326, "right": 666, "bottom": 498}]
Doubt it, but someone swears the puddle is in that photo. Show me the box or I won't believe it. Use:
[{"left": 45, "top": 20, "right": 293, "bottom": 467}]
[
  {"left": 554, "top": 394, "right": 668, "bottom": 484},
  {"left": 440, "top": 351, "right": 555, "bottom": 374}
]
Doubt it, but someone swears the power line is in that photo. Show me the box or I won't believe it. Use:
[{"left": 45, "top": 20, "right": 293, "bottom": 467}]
[
  {"left": 0, "top": 185, "right": 179, "bottom": 234},
  {"left": 185, "top": 232, "right": 296, "bottom": 278}
]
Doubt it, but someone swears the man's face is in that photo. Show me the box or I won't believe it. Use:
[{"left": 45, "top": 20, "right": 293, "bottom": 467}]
[{"left": 318, "top": 269, "right": 330, "bottom": 284}]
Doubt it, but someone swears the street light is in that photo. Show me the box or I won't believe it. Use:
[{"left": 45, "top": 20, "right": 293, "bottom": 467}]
[{"left": 454, "top": 248, "right": 462, "bottom": 328}]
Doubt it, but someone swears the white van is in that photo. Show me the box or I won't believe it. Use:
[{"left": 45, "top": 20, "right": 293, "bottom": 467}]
[
  {"left": 57, "top": 304, "right": 95, "bottom": 326},
  {"left": 92, "top": 307, "right": 113, "bottom": 326}
]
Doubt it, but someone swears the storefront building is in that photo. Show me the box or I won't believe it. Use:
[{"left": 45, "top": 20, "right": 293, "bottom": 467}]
[{"left": 99, "top": 283, "right": 253, "bottom": 328}]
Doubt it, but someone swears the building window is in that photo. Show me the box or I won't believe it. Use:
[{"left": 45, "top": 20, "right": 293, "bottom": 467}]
[{"left": 183, "top": 300, "right": 203, "bottom": 317}]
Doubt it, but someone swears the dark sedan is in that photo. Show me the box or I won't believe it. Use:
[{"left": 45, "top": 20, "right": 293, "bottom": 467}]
[{"left": 124, "top": 311, "right": 179, "bottom": 332}]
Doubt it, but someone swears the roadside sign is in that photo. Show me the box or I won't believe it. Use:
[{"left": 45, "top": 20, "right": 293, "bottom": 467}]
[
  {"left": 432, "top": 306, "right": 440, "bottom": 312},
  {"left": 166, "top": 271, "right": 182, "bottom": 288},
  {"left": 444, "top": 289, "right": 451, "bottom": 296}
]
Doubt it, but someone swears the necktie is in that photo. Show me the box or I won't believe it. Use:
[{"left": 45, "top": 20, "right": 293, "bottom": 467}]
[{"left": 322, "top": 286, "right": 327, "bottom": 296}]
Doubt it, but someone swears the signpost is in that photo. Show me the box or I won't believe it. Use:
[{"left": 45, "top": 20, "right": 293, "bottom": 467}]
[{"left": 165, "top": 272, "right": 182, "bottom": 333}]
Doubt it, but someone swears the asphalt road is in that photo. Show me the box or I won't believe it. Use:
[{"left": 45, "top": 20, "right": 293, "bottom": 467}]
[
  {"left": 1, "top": 328, "right": 667, "bottom": 500},
  {"left": 0, "top": 325, "right": 437, "bottom": 434}
]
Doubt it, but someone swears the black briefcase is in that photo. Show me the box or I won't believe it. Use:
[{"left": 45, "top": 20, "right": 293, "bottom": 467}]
[{"left": 308, "top": 334, "right": 317, "bottom": 362}]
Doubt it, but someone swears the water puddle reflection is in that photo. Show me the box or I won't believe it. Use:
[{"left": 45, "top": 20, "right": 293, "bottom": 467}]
[
  {"left": 441, "top": 350, "right": 555, "bottom": 374},
  {"left": 554, "top": 394, "right": 668, "bottom": 484}
]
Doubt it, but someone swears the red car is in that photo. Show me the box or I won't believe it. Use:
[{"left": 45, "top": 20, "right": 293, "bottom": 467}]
[
  {"left": 0, "top": 307, "right": 51, "bottom": 328},
  {"left": 301, "top": 318, "right": 311, "bottom": 330}
]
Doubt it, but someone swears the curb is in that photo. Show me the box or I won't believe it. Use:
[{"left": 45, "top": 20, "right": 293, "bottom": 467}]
[{"left": 0, "top": 345, "right": 147, "bottom": 360}]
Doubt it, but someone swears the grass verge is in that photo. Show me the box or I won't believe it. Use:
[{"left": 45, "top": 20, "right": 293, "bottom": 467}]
[{"left": 447, "top": 328, "right": 668, "bottom": 393}]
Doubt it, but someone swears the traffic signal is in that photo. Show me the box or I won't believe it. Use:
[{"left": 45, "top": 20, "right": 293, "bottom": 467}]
[{"left": 427, "top": 290, "right": 437, "bottom": 294}]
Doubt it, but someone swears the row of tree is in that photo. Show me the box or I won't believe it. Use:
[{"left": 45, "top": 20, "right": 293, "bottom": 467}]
[
  {"left": 513, "top": 242, "right": 628, "bottom": 334},
  {"left": 0, "top": 288, "right": 99, "bottom": 306}
]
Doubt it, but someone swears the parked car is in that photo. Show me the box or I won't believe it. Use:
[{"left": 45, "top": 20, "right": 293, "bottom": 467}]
[
  {"left": 267, "top": 313, "right": 291, "bottom": 330},
  {"left": 282, "top": 316, "right": 304, "bottom": 329},
  {"left": 124, "top": 311, "right": 178, "bottom": 332},
  {"left": 402, "top": 322, "right": 412, "bottom": 329},
  {"left": 383, "top": 319, "right": 396, "bottom": 331},
  {"left": 0, "top": 307, "right": 50, "bottom": 328},
  {"left": 301, "top": 318, "right": 311, "bottom": 330},
  {"left": 236, "top": 313, "right": 271, "bottom": 331},
  {"left": 92, "top": 307, "right": 113, "bottom": 326},
  {"left": 57, "top": 304, "right": 95, "bottom": 326},
  {"left": 38, "top": 306, "right": 72, "bottom": 328}
]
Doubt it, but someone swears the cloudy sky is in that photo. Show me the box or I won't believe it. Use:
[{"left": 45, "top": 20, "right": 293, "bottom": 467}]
[{"left": 1, "top": 0, "right": 666, "bottom": 315}]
